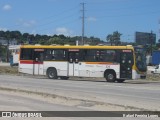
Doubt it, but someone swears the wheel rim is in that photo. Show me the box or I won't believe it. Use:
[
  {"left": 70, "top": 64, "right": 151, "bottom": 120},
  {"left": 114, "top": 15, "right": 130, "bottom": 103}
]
[
  {"left": 49, "top": 71, "right": 55, "bottom": 78},
  {"left": 108, "top": 74, "right": 114, "bottom": 80}
]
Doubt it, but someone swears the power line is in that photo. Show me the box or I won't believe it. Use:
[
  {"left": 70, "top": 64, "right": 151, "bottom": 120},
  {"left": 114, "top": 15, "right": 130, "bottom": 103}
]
[
  {"left": 38, "top": 5, "right": 79, "bottom": 21},
  {"left": 87, "top": 4, "right": 153, "bottom": 12},
  {"left": 94, "top": 10, "right": 160, "bottom": 18},
  {"left": 35, "top": 11, "right": 79, "bottom": 29},
  {"left": 37, "top": 18, "right": 79, "bottom": 33}
]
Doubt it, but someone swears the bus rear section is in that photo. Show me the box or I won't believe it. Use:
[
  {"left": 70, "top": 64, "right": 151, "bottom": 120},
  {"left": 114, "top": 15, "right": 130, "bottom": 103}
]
[{"left": 19, "top": 48, "right": 68, "bottom": 77}]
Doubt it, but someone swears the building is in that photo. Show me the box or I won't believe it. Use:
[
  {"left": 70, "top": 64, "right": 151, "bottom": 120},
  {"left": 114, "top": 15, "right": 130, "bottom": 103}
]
[
  {"left": 135, "top": 32, "right": 156, "bottom": 45},
  {"left": 0, "top": 37, "right": 18, "bottom": 45}
]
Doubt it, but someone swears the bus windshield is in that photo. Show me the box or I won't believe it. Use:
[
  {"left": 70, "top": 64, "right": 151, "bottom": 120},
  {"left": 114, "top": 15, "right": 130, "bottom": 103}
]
[{"left": 134, "top": 47, "right": 147, "bottom": 72}]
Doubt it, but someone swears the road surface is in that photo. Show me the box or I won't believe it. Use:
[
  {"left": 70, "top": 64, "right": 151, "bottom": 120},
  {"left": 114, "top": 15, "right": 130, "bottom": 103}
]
[
  {"left": 0, "top": 75, "right": 160, "bottom": 111},
  {"left": 0, "top": 92, "right": 113, "bottom": 120}
]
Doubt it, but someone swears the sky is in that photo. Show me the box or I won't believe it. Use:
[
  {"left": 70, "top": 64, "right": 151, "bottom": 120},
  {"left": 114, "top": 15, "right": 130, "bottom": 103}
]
[{"left": 0, "top": 0, "right": 160, "bottom": 42}]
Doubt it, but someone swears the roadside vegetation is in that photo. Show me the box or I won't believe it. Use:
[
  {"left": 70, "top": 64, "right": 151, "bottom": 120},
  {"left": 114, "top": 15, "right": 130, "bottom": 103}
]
[{"left": 0, "top": 30, "right": 102, "bottom": 45}]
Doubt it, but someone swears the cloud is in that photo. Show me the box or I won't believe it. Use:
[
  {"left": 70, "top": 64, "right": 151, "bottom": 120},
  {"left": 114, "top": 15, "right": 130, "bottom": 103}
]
[
  {"left": 55, "top": 27, "right": 73, "bottom": 36},
  {"left": 0, "top": 27, "right": 7, "bottom": 31},
  {"left": 23, "top": 20, "right": 36, "bottom": 27},
  {"left": 17, "top": 19, "right": 36, "bottom": 27},
  {"left": 2, "top": 4, "right": 12, "bottom": 11},
  {"left": 87, "top": 17, "right": 97, "bottom": 22}
]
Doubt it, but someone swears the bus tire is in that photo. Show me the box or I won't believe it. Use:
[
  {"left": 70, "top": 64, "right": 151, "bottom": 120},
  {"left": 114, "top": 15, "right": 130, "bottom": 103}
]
[
  {"left": 117, "top": 79, "right": 125, "bottom": 83},
  {"left": 47, "top": 68, "right": 58, "bottom": 79},
  {"left": 105, "top": 71, "right": 116, "bottom": 82},
  {"left": 60, "top": 76, "right": 69, "bottom": 80}
]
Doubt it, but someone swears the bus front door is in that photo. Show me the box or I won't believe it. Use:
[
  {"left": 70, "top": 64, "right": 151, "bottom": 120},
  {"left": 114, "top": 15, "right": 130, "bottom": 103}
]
[
  {"left": 33, "top": 50, "right": 44, "bottom": 75},
  {"left": 68, "top": 52, "right": 79, "bottom": 76},
  {"left": 120, "top": 51, "right": 133, "bottom": 79}
]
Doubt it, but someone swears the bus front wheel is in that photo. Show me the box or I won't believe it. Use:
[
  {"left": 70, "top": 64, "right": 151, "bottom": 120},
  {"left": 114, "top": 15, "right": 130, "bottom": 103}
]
[
  {"left": 47, "top": 68, "right": 58, "bottom": 79},
  {"left": 105, "top": 72, "right": 116, "bottom": 82}
]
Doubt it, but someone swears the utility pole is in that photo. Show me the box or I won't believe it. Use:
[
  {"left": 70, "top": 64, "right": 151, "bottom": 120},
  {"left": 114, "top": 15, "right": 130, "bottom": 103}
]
[
  {"left": 81, "top": 3, "right": 85, "bottom": 45},
  {"left": 6, "top": 38, "right": 9, "bottom": 62},
  {"left": 159, "top": 19, "right": 160, "bottom": 43},
  {"left": 150, "top": 30, "right": 153, "bottom": 56}
]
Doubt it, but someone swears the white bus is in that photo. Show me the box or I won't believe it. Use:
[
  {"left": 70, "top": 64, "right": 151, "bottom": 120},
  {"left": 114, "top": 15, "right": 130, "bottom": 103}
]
[{"left": 18, "top": 45, "right": 146, "bottom": 82}]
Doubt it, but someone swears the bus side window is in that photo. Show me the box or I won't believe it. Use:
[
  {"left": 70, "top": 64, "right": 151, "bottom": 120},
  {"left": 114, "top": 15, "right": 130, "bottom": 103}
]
[
  {"left": 52, "top": 49, "right": 66, "bottom": 61},
  {"left": 44, "top": 49, "right": 52, "bottom": 60},
  {"left": 98, "top": 50, "right": 116, "bottom": 62},
  {"left": 39, "top": 53, "right": 43, "bottom": 62},
  {"left": 20, "top": 49, "right": 33, "bottom": 60},
  {"left": 88, "top": 50, "right": 97, "bottom": 62},
  {"left": 79, "top": 50, "right": 85, "bottom": 61}
]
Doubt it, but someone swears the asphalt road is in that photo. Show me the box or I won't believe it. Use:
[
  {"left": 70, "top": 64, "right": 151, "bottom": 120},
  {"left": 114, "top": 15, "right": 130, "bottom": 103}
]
[
  {"left": 0, "top": 91, "right": 87, "bottom": 111},
  {"left": 0, "top": 92, "right": 109, "bottom": 120},
  {"left": 0, "top": 75, "right": 160, "bottom": 111},
  {"left": 0, "top": 75, "right": 160, "bottom": 120},
  {"left": 1, "top": 90, "right": 158, "bottom": 120}
]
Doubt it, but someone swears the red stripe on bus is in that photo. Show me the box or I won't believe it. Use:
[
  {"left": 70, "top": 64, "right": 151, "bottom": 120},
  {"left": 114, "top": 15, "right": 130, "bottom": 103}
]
[{"left": 20, "top": 60, "right": 43, "bottom": 64}]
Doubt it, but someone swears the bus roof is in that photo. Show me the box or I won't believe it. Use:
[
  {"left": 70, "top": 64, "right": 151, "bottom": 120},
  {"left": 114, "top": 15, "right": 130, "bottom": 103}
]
[
  {"left": 20, "top": 45, "right": 134, "bottom": 50},
  {"left": 20, "top": 45, "right": 134, "bottom": 49}
]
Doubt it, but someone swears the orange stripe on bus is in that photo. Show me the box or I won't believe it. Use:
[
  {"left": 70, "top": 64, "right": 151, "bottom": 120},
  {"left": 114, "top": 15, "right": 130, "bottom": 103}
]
[{"left": 85, "top": 62, "right": 116, "bottom": 65}]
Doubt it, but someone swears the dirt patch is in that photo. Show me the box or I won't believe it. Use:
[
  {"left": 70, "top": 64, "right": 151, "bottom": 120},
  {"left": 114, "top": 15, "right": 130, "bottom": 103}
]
[
  {"left": 0, "top": 66, "right": 18, "bottom": 74},
  {"left": 146, "top": 74, "right": 160, "bottom": 81}
]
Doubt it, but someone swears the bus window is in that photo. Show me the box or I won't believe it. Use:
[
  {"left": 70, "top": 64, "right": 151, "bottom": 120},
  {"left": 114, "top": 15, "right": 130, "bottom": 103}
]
[
  {"left": 83, "top": 50, "right": 96, "bottom": 62},
  {"left": 99, "top": 50, "right": 116, "bottom": 62},
  {"left": 20, "top": 49, "right": 33, "bottom": 60},
  {"left": 34, "top": 51, "right": 44, "bottom": 62},
  {"left": 79, "top": 49, "right": 117, "bottom": 62},
  {"left": 54, "top": 50, "right": 66, "bottom": 60},
  {"left": 44, "top": 49, "right": 66, "bottom": 61}
]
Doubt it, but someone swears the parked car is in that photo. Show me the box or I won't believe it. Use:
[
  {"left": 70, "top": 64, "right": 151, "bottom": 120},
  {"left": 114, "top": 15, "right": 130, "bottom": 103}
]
[{"left": 151, "top": 64, "right": 160, "bottom": 74}]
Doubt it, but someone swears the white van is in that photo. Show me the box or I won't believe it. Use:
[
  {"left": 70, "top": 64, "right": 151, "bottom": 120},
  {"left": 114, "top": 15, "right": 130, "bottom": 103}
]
[{"left": 151, "top": 64, "right": 160, "bottom": 74}]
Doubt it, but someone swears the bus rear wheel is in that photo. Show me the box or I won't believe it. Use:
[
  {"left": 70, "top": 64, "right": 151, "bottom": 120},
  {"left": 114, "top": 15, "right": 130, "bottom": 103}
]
[
  {"left": 105, "top": 72, "right": 116, "bottom": 82},
  {"left": 47, "top": 68, "right": 58, "bottom": 79}
]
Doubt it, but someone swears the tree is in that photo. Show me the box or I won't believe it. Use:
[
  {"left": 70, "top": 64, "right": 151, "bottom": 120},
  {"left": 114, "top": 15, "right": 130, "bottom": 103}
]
[
  {"left": 0, "top": 31, "right": 5, "bottom": 37},
  {"left": 106, "top": 31, "right": 122, "bottom": 46},
  {"left": 22, "top": 33, "right": 30, "bottom": 43},
  {"left": 5, "top": 31, "right": 11, "bottom": 39},
  {"left": 106, "top": 34, "right": 113, "bottom": 45},
  {"left": 48, "top": 37, "right": 64, "bottom": 45},
  {"left": 145, "top": 44, "right": 158, "bottom": 55},
  {"left": 112, "top": 31, "right": 122, "bottom": 45},
  {"left": 0, "top": 30, "right": 104, "bottom": 45}
]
